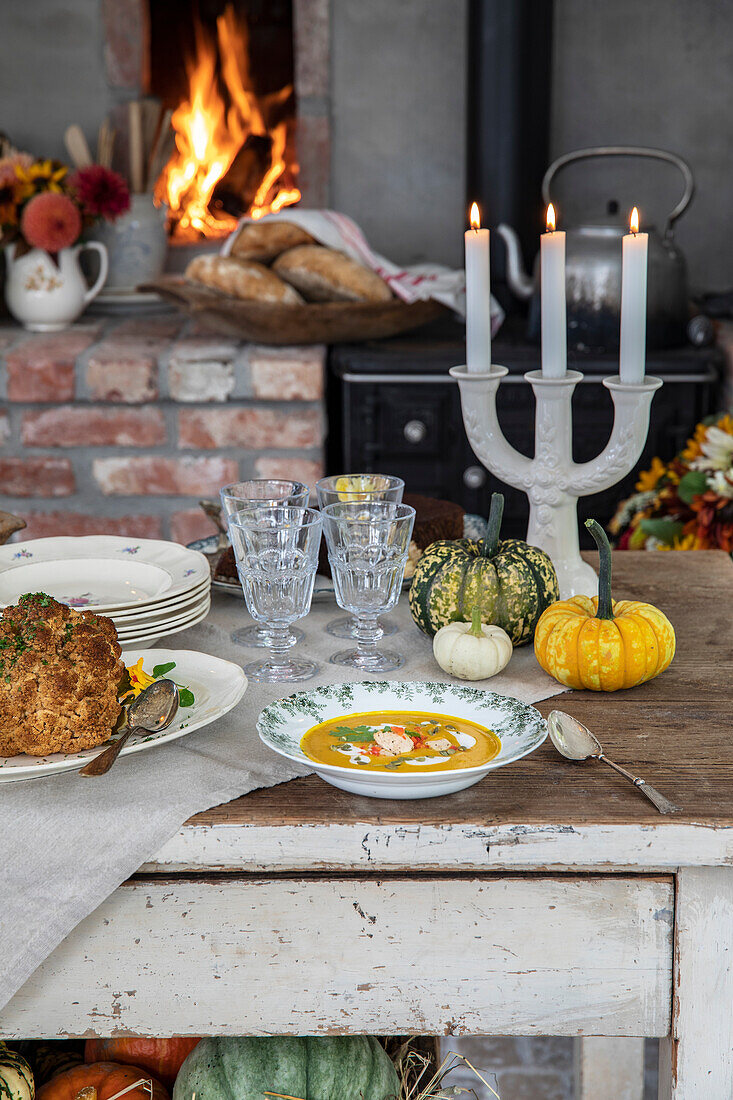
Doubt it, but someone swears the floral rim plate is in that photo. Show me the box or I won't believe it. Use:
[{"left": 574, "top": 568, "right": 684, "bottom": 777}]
[
  {"left": 258, "top": 680, "right": 547, "bottom": 800},
  {"left": 0, "top": 536, "right": 210, "bottom": 612},
  {"left": 0, "top": 648, "right": 247, "bottom": 783},
  {"left": 115, "top": 599, "right": 213, "bottom": 649}
]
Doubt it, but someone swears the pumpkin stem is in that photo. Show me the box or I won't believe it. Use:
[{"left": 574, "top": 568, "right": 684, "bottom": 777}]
[
  {"left": 483, "top": 492, "right": 504, "bottom": 558},
  {"left": 585, "top": 518, "right": 614, "bottom": 619},
  {"left": 469, "top": 607, "right": 484, "bottom": 637}
]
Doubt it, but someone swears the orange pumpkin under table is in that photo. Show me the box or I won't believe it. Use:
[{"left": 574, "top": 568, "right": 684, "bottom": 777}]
[
  {"left": 38, "top": 1063, "right": 169, "bottom": 1100},
  {"left": 84, "top": 1040, "right": 200, "bottom": 1091}
]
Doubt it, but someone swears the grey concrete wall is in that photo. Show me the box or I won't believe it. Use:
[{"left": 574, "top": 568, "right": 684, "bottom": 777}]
[
  {"left": 550, "top": 0, "right": 733, "bottom": 294},
  {"left": 0, "top": 0, "right": 115, "bottom": 161},
  {"left": 330, "top": 0, "right": 467, "bottom": 268}
]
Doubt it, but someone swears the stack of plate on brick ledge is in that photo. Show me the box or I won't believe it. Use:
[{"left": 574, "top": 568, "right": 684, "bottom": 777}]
[{"left": 0, "top": 536, "right": 211, "bottom": 649}]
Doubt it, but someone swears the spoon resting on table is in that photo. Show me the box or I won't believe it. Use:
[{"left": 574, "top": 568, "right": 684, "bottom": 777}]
[
  {"left": 80, "top": 679, "right": 179, "bottom": 777},
  {"left": 547, "top": 711, "right": 680, "bottom": 815}
]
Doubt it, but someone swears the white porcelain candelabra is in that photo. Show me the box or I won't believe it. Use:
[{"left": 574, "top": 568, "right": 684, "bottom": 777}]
[{"left": 450, "top": 365, "right": 663, "bottom": 598}]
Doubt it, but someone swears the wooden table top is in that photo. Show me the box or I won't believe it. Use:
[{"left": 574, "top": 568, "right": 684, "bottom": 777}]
[{"left": 183, "top": 551, "right": 732, "bottom": 835}]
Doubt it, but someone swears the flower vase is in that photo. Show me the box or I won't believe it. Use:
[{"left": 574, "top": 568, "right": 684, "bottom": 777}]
[
  {"left": 86, "top": 194, "right": 168, "bottom": 291},
  {"left": 4, "top": 242, "right": 108, "bottom": 332}
]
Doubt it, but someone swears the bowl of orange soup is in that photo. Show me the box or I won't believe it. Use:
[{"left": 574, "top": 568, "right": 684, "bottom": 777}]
[{"left": 257, "top": 681, "right": 547, "bottom": 799}]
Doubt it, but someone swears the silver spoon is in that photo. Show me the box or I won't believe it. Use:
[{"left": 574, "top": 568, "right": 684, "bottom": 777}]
[
  {"left": 547, "top": 711, "right": 679, "bottom": 815},
  {"left": 80, "top": 679, "right": 179, "bottom": 777}
]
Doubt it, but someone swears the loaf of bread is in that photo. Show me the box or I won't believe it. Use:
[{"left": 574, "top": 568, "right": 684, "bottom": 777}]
[
  {"left": 230, "top": 220, "right": 315, "bottom": 263},
  {"left": 185, "top": 255, "right": 304, "bottom": 304},
  {"left": 273, "top": 245, "right": 394, "bottom": 303}
]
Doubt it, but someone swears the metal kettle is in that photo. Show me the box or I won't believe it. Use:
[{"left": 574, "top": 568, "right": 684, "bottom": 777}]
[{"left": 497, "top": 146, "right": 694, "bottom": 350}]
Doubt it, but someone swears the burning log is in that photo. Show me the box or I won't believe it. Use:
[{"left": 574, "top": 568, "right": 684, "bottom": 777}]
[{"left": 211, "top": 133, "right": 274, "bottom": 218}]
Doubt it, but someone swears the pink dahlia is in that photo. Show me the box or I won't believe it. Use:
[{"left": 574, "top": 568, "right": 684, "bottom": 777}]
[
  {"left": 69, "top": 165, "right": 130, "bottom": 221},
  {"left": 21, "top": 191, "right": 82, "bottom": 252}
]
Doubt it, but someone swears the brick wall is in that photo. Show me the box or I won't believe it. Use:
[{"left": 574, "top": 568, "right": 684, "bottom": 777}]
[{"left": 0, "top": 313, "right": 326, "bottom": 545}]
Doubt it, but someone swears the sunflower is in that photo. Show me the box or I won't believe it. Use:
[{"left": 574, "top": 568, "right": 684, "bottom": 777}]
[
  {"left": 658, "top": 532, "right": 708, "bottom": 551},
  {"left": 15, "top": 159, "right": 68, "bottom": 200},
  {"left": 635, "top": 455, "right": 667, "bottom": 492}
]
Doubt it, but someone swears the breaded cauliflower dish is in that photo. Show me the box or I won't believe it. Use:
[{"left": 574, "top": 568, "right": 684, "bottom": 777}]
[{"left": 0, "top": 592, "right": 124, "bottom": 757}]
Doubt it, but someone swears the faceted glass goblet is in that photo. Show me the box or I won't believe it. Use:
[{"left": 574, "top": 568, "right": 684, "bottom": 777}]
[
  {"left": 220, "top": 479, "right": 310, "bottom": 648},
  {"left": 316, "top": 474, "right": 405, "bottom": 641},
  {"left": 322, "top": 501, "right": 415, "bottom": 673},
  {"left": 228, "top": 505, "right": 322, "bottom": 683}
]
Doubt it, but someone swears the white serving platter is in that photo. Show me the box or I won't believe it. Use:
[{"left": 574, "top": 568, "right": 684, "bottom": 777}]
[
  {"left": 258, "top": 680, "right": 547, "bottom": 800},
  {"left": 0, "top": 648, "right": 246, "bottom": 783},
  {"left": 0, "top": 536, "right": 209, "bottom": 612}
]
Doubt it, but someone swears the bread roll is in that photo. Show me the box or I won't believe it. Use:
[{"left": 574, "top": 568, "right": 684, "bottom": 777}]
[
  {"left": 273, "top": 245, "right": 393, "bottom": 303},
  {"left": 230, "top": 220, "right": 315, "bottom": 263},
  {"left": 185, "top": 255, "right": 304, "bottom": 304}
]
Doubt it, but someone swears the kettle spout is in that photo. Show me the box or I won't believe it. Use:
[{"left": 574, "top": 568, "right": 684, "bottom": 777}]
[{"left": 497, "top": 223, "right": 534, "bottom": 299}]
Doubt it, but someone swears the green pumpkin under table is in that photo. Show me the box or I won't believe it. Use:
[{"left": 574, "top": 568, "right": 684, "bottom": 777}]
[{"left": 0, "top": 553, "right": 731, "bottom": 1100}]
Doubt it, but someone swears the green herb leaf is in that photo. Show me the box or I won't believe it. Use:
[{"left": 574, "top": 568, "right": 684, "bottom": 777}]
[
  {"left": 331, "top": 725, "right": 375, "bottom": 742},
  {"left": 152, "top": 661, "right": 177, "bottom": 678},
  {"left": 178, "top": 687, "right": 195, "bottom": 708}
]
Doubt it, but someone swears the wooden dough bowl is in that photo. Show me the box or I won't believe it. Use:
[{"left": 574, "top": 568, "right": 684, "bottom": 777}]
[{"left": 143, "top": 276, "right": 447, "bottom": 345}]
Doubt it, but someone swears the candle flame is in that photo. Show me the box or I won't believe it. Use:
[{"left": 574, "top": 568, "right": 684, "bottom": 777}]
[
  {"left": 469, "top": 202, "right": 481, "bottom": 231},
  {"left": 630, "top": 206, "right": 640, "bottom": 234},
  {"left": 546, "top": 203, "right": 556, "bottom": 232}
]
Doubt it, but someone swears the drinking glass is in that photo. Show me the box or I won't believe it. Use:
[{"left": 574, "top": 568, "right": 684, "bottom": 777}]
[
  {"left": 316, "top": 474, "right": 405, "bottom": 639},
  {"left": 322, "top": 501, "right": 415, "bottom": 673},
  {"left": 220, "top": 479, "right": 310, "bottom": 648},
  {"left": 228, "top": 505, "right": 323, "bottom": 683}
]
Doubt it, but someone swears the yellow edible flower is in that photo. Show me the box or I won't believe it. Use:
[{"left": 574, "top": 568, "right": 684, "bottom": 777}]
[{"left": 125, "top": 657, "right": 157, "bottom": 697}]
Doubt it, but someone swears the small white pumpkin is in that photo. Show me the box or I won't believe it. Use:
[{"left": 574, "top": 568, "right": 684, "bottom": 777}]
[
  {"left": 433, "top": 608, "right": 513, "bottom": 681},
  {"left": 0, "top": 1045, "right": 35, "bottom": 1100}
]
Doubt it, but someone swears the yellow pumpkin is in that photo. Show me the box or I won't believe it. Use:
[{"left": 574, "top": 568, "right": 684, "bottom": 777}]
[{"left": 534, "top": 519, "right": 676, "bottom": 691}]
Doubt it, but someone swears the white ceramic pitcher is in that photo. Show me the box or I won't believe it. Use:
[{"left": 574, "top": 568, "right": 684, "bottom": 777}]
[{"left": 4, "top": 242, "right": 108, "bottom": 331}]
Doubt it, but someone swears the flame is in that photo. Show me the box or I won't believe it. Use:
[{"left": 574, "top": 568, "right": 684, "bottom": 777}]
[
  {"left": 630, "top": 206, "right": 640, "bottom": 234},
  {"left": 546, "top": 203, "right": 556, "bottom": 232},
  {"left": 469, "top": 202, "right": 481, "bottom": 230},
  {"left": 156, "top": 5, "right": 300, "bottom": 239}
]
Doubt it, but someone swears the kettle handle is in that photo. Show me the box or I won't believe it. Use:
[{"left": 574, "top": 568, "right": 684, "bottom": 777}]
[{"left": 542, "top": 146, "right": 694, "bottom": 234}]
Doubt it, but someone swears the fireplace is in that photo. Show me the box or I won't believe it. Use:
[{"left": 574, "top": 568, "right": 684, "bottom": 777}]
[{"left": 148, "top": 1, "right": 301, "bottom": 242}]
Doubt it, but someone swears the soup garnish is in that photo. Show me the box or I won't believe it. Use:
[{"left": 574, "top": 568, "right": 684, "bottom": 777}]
[{"left": 300, "top": 710, "right": 501, "bottom": 772}]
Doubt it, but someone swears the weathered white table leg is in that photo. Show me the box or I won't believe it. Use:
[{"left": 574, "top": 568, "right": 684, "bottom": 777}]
[
  {"left": 575, "top": 1038, "right": 644, "bottom": 1100},
  {"left": 658, "top": 867, "right": 733, "bottom": 1099}
]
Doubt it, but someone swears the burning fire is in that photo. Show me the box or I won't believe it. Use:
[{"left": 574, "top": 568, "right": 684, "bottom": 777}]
[{"left": 156, "top": 5, "right": 300, "bottom": 240}]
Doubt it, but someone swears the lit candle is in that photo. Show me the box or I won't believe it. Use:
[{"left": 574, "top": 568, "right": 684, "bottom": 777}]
[
  {"left": 619, "top": 206, "right": 648, "bottom": 385},
  {"left": 540, "top": 203, "right": 567, "bottom": 378},
  {"left": 465, "top": 202, "right": 492, "bottom": 373}
]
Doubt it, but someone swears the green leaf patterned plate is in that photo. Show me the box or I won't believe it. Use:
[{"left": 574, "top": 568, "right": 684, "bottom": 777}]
[{"left": 258, "top": 680, "right": 547, "bottom": 800}]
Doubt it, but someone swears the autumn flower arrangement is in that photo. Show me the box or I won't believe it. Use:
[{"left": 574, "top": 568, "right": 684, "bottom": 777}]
[
  {"left": 610, "top": 411, "right": 733, "bottom": 554},
  {"left": 0, "top": 152, "right": 129, "bottom": 261}
]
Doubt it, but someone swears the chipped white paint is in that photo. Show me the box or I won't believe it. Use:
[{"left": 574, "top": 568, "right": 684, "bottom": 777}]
[
  {"left": 142, "top": 820, "right": 733, "bottom": 874},
  {"left": 0, "top": 876, "right": 672, "bottom": 1040},
  {"left": 575, "top": 1037, "right": 644, "bottom": 1100},
  {"left": 658, "top": 867, "right": 733, "bottom": 1099}
]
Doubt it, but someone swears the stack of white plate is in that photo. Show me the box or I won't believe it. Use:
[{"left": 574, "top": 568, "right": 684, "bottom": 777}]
[{"left": 0, "top": 536, "right": 211, "bottom": 648}]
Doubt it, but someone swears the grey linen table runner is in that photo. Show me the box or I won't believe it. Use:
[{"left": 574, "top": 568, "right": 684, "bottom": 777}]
[{"left": 0, "top": 592, "right": 567, "bottom": 1012}]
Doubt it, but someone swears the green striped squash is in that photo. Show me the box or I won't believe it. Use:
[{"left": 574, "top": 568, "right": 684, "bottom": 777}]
[
  {"left": 173, "top": 1036, "right": 399, "bottom": 1100},
  {"left": 0, "top": 1046, "right": 35, "bottom": 1100},
  {"left": 409, "top": 493, "right": 559, "bottom": 646}
]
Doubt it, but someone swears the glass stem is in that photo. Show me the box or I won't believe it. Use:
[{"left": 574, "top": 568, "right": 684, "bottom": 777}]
[
  {"left": 268, "top": 625, "right": 295, "bottom": 667},
  {"left": 354, "top": 614, "right": 383, "bottom": 657}
]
